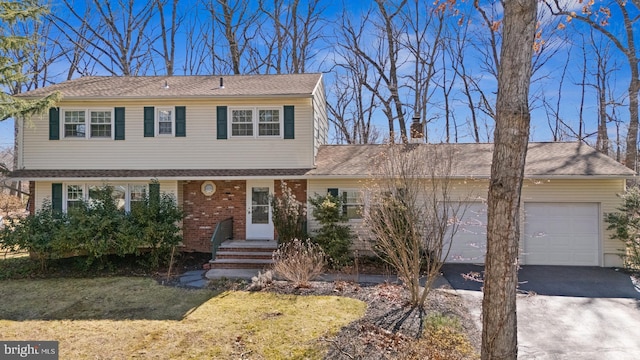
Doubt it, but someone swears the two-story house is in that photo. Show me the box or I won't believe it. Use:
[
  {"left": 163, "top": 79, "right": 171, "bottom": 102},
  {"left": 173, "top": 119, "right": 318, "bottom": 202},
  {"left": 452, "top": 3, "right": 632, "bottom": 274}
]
[
  {"left": 13, "top": 74, "right": 326, "bottom": 253},
  {"left": 10, "top": 73, "right": 636, "bottom": 267}
]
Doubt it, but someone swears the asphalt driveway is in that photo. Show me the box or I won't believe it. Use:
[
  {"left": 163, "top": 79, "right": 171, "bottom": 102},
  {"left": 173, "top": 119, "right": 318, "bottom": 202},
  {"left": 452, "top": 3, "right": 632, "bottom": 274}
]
[{"left": 441, "top": 264, "right": 640, "bottom": 359}]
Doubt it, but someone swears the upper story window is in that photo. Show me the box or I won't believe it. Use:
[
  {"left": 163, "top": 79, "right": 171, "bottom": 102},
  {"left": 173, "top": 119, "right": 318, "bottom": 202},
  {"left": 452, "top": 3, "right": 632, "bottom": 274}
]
[
  {"left": 63, "top": 109, "right": 113, "bottom": 139},
  {"left": 258, "top": 109, "right": 280, "bottom": 136},
  {"left": 230, "top": 107, "right": 282, "bottom": 138},
  {"left": 64, "top": 111, "right": 86, "bottom": 138},
  {"left": 157, "top": 108, "right": 174, "bottom": 136},
  {"left": 231, "top": 109, "right": 254, "bottom": 136},
  {"left": 90, "top": 110, "right": 112, "bottom": 138}
]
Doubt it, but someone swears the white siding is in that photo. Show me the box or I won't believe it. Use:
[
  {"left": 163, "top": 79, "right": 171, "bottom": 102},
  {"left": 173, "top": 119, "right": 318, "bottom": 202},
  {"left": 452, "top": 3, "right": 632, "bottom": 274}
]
[
  {"left": 312, "top": 78, "right": 328, "bottom": 160},
  {"left": 34, "top": 180, "right": 179, "bottom": 211},
  {"left": 308, "top": 177, "right": 626, "bottom": 267},
  {"left": 21, "top": 98, "right": 314, "bottom": 170},
  {"left": 521, "top": 178, "right": 625, "bottom": 267}
]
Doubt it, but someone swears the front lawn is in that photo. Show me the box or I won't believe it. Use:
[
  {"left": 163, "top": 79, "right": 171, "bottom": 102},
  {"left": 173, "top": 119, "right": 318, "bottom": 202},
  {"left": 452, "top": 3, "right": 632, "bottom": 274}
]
[{"left": 0, "top": 277, "right": 366, "bottom": 359}]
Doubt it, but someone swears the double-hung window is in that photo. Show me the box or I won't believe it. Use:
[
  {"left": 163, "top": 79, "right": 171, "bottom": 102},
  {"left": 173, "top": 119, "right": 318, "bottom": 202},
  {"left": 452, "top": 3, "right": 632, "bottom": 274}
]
[
  {"left": 157, "top": 108, "right": 174, "bottom": 136},
  {"left": 63, "top": 109, "right": 113, "bottom": 139},
  {"left": 130, "top": 185, "right": 147, "bottom": 210},
  {"left": 66, "top": 185, "right": 84, "bottom": 210},
  {"left": 90, "top": 110, "right": 112, "bottom": 138},
  {"left": 230, "top": 107, "right": 282, "bottom": 138},
  {"left": 258, "top": 109, "right": 280, "bottom": 136},
  {"left": 64, "top": 111, "right": 86, "bottom": 138},
  {"left": 341, "top": 189, "right": 364, "bottom": 220},
  {"left": 231, "top": 109, "right": 254, "bottom": 136}
]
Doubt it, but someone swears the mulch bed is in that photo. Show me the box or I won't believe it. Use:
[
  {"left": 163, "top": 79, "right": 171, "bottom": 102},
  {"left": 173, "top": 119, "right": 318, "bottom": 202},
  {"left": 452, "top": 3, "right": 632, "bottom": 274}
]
[{"left": 263, "top": 279, "right": 480, "bottom": 359}]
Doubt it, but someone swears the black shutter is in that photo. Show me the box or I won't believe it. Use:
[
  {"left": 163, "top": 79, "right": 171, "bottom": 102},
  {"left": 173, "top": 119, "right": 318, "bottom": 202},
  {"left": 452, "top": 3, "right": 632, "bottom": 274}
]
[
  {"left": 175, "top": 106, "right": 186, "bottom": 137},
  {"left": 49, "top": 107, "right": 60, "bottom": 140},
  {"left": 149, "top": 182, "right": 160, "bottom": 209},
  {"left": 52, "top": 183, "right": 63, "bottom": 212},
  {"left": 284, "top": 105, "right": 294, "bottom": 139},
  {"left": 328, "top": 188, "right": 339, "bottom": 198},
  {"left": 217, "top": 106, "right": 227, "bottom": 139},
  {"left": 114, "top": 107, "right": 125, "bottom": 140},
  {"left": 144, "top": 107, "right": 154, "bottom": 137}
]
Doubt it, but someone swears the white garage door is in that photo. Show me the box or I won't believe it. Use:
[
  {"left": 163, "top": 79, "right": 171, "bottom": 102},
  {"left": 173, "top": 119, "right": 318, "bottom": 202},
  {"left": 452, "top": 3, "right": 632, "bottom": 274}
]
[
  {"left": 523, "top": 203, "right": 599, "bottom": 266},
  {"left": 445, "top": 202, "right": 487, "bottom": 263}
]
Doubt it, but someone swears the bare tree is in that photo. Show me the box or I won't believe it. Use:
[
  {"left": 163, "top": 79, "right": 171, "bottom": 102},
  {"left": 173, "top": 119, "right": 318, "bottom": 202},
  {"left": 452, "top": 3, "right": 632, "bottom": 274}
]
[
  {"left": 363, "top": 143, "right": 470, "bottom": 307},
  {"left": 51, "top": 0, "right": 156, "bottom": 76},
  {"left": 482, "top": 1, "right": 537, "bottom": 359},
  {"left": 207, "top": 0, "right": 260, "bottom": 74},
  {"left": 548, "top": 0, "right": 640, "bottom": 170},
  {"left": 153, "top": 0, "right": 180, "bottom": 75}
]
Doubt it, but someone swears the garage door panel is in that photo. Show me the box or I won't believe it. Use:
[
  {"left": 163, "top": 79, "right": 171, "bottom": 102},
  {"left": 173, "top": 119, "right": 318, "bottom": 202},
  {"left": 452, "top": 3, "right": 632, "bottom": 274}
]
[
  {"left": 523, "top": 203, "right": 599, "bottom": 266},
  {"left": 446, "top": 203, "right": 487, "bottom": 263}
]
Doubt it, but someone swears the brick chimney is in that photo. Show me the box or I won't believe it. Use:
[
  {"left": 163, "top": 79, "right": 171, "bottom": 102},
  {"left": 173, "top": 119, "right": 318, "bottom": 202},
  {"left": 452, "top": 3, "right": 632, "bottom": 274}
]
[{"left": 410, "top": 115, "right": 424, "bottom": 143}]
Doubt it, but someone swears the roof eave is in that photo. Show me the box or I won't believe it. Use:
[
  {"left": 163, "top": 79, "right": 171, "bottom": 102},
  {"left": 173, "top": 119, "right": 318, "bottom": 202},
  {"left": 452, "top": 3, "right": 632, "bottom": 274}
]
[{"left": 17, "top": 94, "right": 314, "bottom": 101}]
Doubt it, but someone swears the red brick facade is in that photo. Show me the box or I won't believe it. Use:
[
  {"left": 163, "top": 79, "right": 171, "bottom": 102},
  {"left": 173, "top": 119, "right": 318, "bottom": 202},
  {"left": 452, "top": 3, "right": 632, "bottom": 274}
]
[
  {"left": 182, "top": 180, "right": 247, "bottom": 252},
  {"left": 181, "top": 179, "right": 308, "bottom": 253}
]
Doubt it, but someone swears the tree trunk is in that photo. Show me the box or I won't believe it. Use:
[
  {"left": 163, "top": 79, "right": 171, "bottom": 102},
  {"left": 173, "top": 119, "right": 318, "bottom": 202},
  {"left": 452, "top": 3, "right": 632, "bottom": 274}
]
[{"left": 482, "top": 2, "right": 537, "bottom": 360}]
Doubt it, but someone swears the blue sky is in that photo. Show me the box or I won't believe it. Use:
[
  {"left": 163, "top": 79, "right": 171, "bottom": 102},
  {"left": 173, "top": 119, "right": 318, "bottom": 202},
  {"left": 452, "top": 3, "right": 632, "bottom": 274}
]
[{"left": 1, "top": 0, "right": 637, "bottom": 149}]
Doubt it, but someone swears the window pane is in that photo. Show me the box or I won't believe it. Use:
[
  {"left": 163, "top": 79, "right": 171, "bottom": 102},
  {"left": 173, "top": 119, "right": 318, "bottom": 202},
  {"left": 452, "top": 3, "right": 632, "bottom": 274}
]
[
  {"left": 259, "top": 109, "right": 279, "bottom": 123},
  {"left": 67, "top": 185, "right": 83, "bottom": 209},
  {"left": 258, "top": 123, "right": 279, "bottom": 136},
  {"left": 130, "top": 185, "right": 147, "bottom": 202},
  {"left": 158, "top": 110, "right": 172, "bottom": 135},
  {"left": 89, "top": 111, "right": 112, "bottom": 138},
  {"left": 258, "top": 109, "right": 280, "bottom": 136},
  {"left": 64, "top": 111, "right": 86, "bottom": 138},
  {"left": 341, "top": 190, "right": 363, "bottom": 220},
  {"left": 112, "top": 185, "right": 126, "bottom": 210},
  {"left": 344, "top": 205, "right": 363, "bottom": 220},
  {"left": 159, "top": 122, "right": 172, "bottom": 134},
  {"left": 232, "top": 123, "right": 253, "bottom": 136},
  {"left": 232, "top": 109, "right": 253, "bottom": 123}
]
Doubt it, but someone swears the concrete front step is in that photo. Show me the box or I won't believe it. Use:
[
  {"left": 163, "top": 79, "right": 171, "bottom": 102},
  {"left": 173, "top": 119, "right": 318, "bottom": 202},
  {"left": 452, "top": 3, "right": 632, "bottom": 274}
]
[
  {"left": 215, "top": 250, "right": 274, "bottom": 260},
  {"left": 208, "top": 258, "right": 273, "bottom": 269}
]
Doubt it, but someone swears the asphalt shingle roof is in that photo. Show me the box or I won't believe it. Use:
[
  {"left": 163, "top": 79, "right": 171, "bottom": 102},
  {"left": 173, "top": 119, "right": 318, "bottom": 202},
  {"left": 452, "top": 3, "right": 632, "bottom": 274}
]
[
  {"left": 307, "top": 142, "right": 636, "bottom": 178},
  {"left": 17, "top": 73, "right": 322, "bottom": 99}
]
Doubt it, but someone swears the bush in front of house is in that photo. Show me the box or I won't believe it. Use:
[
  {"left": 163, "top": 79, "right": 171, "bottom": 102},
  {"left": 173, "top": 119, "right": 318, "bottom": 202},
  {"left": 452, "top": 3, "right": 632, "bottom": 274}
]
[
  {"left": 271, "top": 181, "right": 307, "bottom": 244},
  {"left": 309, "top": 193, "right": 353, "bottom": 268},
  {"left": 606, "top": 186, "right": 640, "bottom": 270},
  {"left": 0, "top": 185, "right": 183, "bottom": 270},
  {"left": 272, "top": 238, "right": 326, "bottom": 288}
]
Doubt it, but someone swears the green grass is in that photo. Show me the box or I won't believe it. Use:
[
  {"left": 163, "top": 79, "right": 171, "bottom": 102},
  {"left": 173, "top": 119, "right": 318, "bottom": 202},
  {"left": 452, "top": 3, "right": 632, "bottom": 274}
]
[{"left": 0, "top": 277, "right": 367, "bottom": 359}]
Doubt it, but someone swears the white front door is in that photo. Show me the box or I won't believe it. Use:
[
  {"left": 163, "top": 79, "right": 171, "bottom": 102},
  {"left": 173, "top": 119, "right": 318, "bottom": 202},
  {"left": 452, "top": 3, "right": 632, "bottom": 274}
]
[{"left": 246, "top": 180, "right": 274, "bottom": 240}]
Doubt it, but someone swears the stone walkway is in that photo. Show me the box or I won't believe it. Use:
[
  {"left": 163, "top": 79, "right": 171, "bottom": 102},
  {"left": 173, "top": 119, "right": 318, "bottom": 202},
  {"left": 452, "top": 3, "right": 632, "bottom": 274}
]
[{"left": 178, "top": 268, "right": 451, "bottom": 288}]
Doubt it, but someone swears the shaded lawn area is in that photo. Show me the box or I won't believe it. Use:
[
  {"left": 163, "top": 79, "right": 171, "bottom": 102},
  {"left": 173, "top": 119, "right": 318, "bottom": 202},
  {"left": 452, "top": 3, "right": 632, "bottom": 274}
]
[{"left": 0, "top": 277, "right": 366, "bottom": 359}]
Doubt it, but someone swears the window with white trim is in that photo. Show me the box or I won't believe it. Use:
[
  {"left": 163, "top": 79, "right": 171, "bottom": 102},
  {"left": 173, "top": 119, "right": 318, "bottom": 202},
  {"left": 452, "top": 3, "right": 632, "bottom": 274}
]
[
  {"left": 130, "top": 185, "right": 147, "bottom": 210},
  {"left": 258, "top": 109, "right": 280, "bottom": 136},
  {"left": 66, "top": 184, "right": 84, "bottom": 210},
  {"left": 157, "top": 108, "right": 174, "bottom": 135},
  {"left": 90, "top": 110, "right": 112, "bottom": 138},
  {"left": 230, "top": 107, "right": 282, "bottom": 138},
  {"left": 340, "top": 189, "right": 364, "bottom": 220},
  {"left": 63, "top": 109, "right": 113, "bottom": 139},
  {"left": 63, "top": 184, "right": 149, "bottom": 212}
]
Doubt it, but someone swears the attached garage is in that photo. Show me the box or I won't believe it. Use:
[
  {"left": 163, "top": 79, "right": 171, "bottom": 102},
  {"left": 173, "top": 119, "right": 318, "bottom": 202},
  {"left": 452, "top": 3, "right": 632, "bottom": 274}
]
[
  {"left": 522, "top": 202, "right": 599, "bottom": 266},
  {"left": 306, "top": 142, "right": 635, "bottom": 267}
]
